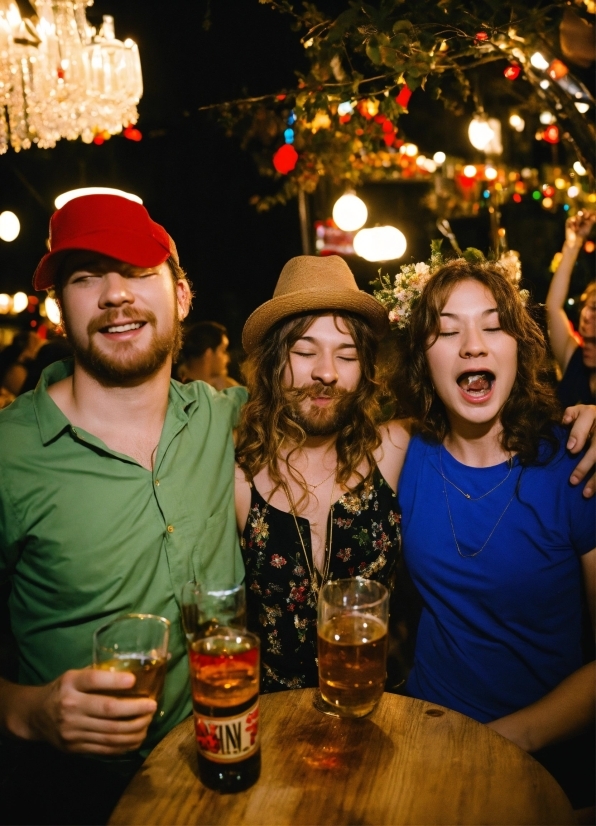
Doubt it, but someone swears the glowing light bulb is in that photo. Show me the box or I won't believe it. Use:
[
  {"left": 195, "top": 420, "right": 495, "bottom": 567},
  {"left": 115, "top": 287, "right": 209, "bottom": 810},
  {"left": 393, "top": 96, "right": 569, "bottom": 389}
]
[
  {"left": 353, "top": 226, "right": 407, "bottom": 262},
  {"left": 573, "top": 162, "right": 587, "bottom": 176},
  {"left": 575, "top": 102, "right": 589, "bottom": 114},
  {"left": 463, "top": 165, "right": 477, "bottom": 178},
  {"left": 332, "top": 193, "right": 368, "bottom": 232},
  {"left": 484, "top": 166, "right": 498, "bottom": 180},
  {"left": 44, "top": 297, "right": 62, "bottom": 325},
  {"left": 12, "top": 292, "right": 28, "bottom": 313},
  {"left": 433, "top": 151, "right": 446, "bottom": 164},
  {"left": 567, "top": 186, "right": 580, "bottom": 198},
  {"left": 509, "top": 114, "right": 525, "bottom": 132},
  {"left": 539, "top": 111, "right": 555, "bottom": 125},
  {"left": 404, "top": 143, "right": 418, "bottom": 157},
  {"left": 468, "top": 116, "right": 502, "bottom": 154},
  {"left": 0, "top": 211, "right": 20, "bottom": 242},
  {"left": 0, "top": 294, "right": 12, "bottom": 314},
  {"left": 530, "top": 52, "right": 549, "bottom": 71}
]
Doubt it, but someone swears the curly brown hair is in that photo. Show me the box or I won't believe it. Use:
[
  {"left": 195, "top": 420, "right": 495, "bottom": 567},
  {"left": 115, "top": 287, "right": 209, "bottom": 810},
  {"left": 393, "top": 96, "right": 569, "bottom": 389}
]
[
  {"left": 235, "top": 312, "right": 385, "bottom": 504},
  {"left": 391, "top": 259, "right": 561, "bottom": 465}
]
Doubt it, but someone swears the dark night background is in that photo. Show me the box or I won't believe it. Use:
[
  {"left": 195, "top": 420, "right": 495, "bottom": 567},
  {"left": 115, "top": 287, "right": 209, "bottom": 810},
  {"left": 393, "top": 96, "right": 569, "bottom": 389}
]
[{"left": 0, "top": 0, "right": 594, "bottom": 370}]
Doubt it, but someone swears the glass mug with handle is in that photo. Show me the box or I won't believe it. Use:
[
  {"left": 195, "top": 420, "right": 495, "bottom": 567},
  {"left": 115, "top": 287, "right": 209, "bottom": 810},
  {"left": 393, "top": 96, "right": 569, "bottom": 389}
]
[
  {"left": 317, "top": 578, "right": 389, "bottom": 718},
  {"left": 92, "top": 613, "right": 170, "bottom": 703},
  {"left": 181, "top": 581, "right": 246, "bottom": 641}
]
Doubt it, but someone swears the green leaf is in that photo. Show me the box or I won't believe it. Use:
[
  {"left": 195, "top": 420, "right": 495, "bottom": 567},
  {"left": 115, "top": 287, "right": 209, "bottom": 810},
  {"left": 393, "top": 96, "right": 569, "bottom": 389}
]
[
  {"left": 366, "top": 37, "right": 382, "bottom": 65},
  {"left": 392, "top": 19, "right": 413, "bottom": 32},
  {"left": 462, "top": 247, "right": 486, "bottom": 263}
]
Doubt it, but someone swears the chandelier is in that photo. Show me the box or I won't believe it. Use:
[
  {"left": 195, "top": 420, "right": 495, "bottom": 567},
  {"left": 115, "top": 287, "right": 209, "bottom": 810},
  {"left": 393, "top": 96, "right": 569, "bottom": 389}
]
[{"left": 0, "top": 0, "right": 142, "bottom": 153}]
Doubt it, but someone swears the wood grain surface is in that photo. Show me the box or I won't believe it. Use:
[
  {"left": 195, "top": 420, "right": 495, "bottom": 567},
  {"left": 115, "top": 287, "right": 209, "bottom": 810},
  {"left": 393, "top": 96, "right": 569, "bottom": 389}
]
[{"left": 109, "top": 689, "right": 574, "bottom": 826}]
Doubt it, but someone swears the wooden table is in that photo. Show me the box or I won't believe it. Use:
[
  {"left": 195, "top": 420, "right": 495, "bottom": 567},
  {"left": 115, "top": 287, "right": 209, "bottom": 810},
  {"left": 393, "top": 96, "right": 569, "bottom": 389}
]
[{"left": 110, "top": 689, "right": 574, "bottom": 826}]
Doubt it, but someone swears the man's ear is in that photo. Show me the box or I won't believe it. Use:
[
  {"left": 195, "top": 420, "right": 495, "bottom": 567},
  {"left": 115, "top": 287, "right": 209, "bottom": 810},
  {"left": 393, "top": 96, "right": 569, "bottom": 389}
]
[{"left": 176, "top": 279, "right": 192, "bottom": 321}]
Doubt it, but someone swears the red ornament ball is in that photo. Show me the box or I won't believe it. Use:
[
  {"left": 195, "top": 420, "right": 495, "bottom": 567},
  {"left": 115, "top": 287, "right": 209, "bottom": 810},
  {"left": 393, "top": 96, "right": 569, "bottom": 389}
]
[
  {"left": 273, "top": 143, "right": 299, "bottom": 174},
  {"left": 542, "top": 125, "right": 560, "bottom": 144},
  {"left": 504, "top": 64, "right": 521, "bottom": 80},
  {"left": 474, "top": 31, "right": 489, "bottom": 41}
]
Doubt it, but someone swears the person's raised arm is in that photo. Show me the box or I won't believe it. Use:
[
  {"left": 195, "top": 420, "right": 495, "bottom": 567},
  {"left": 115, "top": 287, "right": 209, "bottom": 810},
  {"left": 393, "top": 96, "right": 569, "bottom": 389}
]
[
  {"left": 545, "top": 210, "right": 596, "bottom": 373},
  {"left": 0, "top": 669, "right": 157, "bottom": 755},
  {"left": 563, "top": 403, "right": 596, "bottom": 497}
]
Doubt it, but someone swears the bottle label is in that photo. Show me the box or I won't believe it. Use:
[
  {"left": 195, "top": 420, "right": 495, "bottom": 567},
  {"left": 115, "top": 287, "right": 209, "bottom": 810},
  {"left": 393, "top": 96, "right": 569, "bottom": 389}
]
[{"left": 194, "top": 698, "right": 260, "bottom": 763}]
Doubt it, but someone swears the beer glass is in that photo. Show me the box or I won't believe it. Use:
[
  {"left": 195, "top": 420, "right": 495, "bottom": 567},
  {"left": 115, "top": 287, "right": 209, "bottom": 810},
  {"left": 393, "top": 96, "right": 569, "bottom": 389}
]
[
  {"left": 189, "top": 629, "right": 261, "bottom": 792},
  {"left": 181, "top": 581, "right": 246, "bottom": 641},
  {"left": 317, "top": 578, "right": 389, "bottom": 718},
  {"left": 92, "top": 613, "right": 170, "bottom": 702}
]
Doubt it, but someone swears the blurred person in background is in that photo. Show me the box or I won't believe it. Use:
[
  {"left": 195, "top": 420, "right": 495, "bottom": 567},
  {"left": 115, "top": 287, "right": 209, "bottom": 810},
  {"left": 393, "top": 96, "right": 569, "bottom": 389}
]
[
  {"left": 0, "top": 330, "right": 44, "bottom": 398},
  {"left": 546, "top": 210, "right": 596, "bottom": 406},
  {"left": 175, "top": 320, "right": 240, "bottom": 389}
]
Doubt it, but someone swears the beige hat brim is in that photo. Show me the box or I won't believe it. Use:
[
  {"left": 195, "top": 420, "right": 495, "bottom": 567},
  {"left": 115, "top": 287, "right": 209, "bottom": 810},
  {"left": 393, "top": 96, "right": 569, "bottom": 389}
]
[{"left": 242, "top": 287, "right": 389, "bottom": 353}]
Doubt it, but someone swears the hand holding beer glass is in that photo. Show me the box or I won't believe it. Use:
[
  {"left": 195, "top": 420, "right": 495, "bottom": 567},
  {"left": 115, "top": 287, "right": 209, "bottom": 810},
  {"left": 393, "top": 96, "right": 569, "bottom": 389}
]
[
  {"left": 92, "top": 613, "right": 170, "bottom": 702},
  {"left": 317, "top": 578, "right": 389, "bottom": 717}
]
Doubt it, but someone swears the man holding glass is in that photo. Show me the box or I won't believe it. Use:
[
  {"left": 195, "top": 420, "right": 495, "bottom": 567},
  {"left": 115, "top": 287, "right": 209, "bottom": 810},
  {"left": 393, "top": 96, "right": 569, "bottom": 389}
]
[{"left": 0, "top": 193, "right": 246, "bottom": 824}]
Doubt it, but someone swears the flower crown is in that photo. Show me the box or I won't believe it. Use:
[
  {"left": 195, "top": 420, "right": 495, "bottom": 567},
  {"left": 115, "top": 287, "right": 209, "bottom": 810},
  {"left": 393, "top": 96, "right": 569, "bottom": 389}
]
[{"left": 372, "top": 240, "right": 528, "bottom": 329}]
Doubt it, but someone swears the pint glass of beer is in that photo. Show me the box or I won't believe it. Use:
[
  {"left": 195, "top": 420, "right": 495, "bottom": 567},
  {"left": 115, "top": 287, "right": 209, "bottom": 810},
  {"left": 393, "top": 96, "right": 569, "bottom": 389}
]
[
  {"left": 189, "top": 629, "right": 261, "bottom": 793},
  {"left": 181, "top": 581, "right": 246, "bottom": 641},
  {"left": 317, "top": 578, "right": 389, "bottom": 718},
  {"left": 92, "top": 613, "right": 170, "bottom": 702}
]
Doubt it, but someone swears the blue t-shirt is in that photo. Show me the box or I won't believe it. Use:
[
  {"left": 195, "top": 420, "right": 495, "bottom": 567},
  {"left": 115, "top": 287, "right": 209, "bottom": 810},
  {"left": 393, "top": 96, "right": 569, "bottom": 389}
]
[{"left": 398, "top": 430, "right": 595, "bottom": 723}]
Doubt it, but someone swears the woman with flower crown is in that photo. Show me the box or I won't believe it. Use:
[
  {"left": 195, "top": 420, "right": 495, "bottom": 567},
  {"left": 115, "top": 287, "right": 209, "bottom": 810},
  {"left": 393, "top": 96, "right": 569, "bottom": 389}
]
[{"left": 383, "top": 256, "right": 595, "bottom": 808}]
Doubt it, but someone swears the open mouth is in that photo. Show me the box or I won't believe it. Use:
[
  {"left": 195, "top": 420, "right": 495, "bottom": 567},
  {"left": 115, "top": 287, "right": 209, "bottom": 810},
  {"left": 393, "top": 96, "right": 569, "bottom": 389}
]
[{"left": 457, "top": 370, "right": 495, "bottom": 399}]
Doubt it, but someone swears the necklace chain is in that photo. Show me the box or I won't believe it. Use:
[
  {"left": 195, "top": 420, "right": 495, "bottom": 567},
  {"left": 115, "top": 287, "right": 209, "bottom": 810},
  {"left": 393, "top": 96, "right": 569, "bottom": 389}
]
[
  {"left": 439, "top": 447, "right": 513, "bottom": 500},
  {"left": 281, "top": 478, "right": 334, "bottom": 594},
  {"left": 441, "top": 460, "right": 522, "bottom": 558},
  {"left": 285, "top": 463, "right": 337, "bottom": 491}
]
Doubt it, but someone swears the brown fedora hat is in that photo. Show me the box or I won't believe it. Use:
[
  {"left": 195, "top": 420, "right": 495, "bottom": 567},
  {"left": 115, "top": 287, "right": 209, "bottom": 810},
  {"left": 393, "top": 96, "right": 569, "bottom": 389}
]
[{"left": 242, "top": 255, "right": 389, "bottom": 353}]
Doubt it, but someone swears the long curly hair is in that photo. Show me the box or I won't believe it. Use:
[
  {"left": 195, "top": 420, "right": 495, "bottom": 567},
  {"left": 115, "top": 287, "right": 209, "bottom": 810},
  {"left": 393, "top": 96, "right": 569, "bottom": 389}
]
[
  {"left": 235, "top": 312, "right": 385, "bottom": 503},
  {"left": 391, "top": 260, "right": 561, "bottom": 465}
]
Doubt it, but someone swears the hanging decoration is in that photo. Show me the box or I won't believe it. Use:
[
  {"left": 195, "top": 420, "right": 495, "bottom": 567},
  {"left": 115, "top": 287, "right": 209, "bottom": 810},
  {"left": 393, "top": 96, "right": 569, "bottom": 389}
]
[
  {"left": 0, "top": 1, "right": 143, "bottom": 153},
  {"left": 214, "top": 0, "right": 594, "bottom": 211}
]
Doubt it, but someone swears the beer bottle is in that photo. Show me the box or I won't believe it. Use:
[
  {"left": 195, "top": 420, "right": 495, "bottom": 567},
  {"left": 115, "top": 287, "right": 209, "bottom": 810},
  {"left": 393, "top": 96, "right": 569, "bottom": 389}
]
[{"left": 189, "top": 629, "right": 261, "bottom": 793}]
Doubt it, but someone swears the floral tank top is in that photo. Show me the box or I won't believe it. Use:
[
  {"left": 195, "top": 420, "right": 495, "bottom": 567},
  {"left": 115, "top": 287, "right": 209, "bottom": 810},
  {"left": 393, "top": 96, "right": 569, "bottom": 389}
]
[{"left": 240, "top": 468, "right": 401, "bottom": 693}]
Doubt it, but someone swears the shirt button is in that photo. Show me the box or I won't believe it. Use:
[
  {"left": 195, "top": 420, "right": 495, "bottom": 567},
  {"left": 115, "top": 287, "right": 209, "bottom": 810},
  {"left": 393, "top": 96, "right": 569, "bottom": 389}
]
[
  {"left": 167, "top": 525, "right": 174, "bottom": 533},
  {"left": 155, "top": 480, "right": 160, "bottom": 486}
]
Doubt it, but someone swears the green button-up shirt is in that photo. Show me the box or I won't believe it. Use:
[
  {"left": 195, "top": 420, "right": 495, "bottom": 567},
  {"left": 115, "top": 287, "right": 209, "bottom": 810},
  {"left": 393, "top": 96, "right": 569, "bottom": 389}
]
[{"left": 0, "top": 359, "right": 247, "bottom": 751}]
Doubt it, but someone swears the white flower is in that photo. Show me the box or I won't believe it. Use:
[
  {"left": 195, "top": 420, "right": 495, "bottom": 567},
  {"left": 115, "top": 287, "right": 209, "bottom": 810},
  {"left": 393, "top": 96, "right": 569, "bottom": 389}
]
[{"left": 415, "top": 262, "right": 430, "bottom": 276}]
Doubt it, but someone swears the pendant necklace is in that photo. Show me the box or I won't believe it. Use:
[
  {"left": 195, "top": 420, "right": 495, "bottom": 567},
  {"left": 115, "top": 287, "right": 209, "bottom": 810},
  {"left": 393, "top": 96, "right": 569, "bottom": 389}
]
[
  {"left": 281, "top": 477, "right": 335, "bottom": 594},
  {"left": 440, "top": 450, "right": 523, "bottom": 558},
  {"left": 439, "top": 446, "right": 513, "bottom": 500}
]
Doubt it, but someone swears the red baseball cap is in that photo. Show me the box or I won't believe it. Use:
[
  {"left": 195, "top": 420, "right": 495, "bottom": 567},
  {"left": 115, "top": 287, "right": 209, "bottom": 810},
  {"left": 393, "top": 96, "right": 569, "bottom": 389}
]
[{"left": 33, "top": 194, "right": 179, "bottom": 291}]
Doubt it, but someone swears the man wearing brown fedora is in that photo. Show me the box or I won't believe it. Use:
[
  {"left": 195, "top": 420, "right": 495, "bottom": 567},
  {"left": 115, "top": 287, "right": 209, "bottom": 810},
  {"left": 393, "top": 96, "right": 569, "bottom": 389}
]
[
  {"left": 234, "top": 255, "right": 411, "bottom": 691},
  {"left": 0, "top": 193, "right": 246, "bottom": 823}
]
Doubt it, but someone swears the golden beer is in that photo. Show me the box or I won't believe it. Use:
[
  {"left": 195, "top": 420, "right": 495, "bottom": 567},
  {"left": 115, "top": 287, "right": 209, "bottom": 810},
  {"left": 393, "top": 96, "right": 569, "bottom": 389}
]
[
  {"left": 94, "top": 654, "right": 167, "bottom": 702},
  {"left": 318, "top": 612, "right": 388, "bottom": 717}
]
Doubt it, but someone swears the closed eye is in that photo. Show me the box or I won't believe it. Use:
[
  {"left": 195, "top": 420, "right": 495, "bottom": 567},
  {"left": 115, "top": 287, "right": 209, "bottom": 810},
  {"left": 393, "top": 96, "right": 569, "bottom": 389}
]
[{"left": 438, "top": 331, "right": 458, "bottom": 337}]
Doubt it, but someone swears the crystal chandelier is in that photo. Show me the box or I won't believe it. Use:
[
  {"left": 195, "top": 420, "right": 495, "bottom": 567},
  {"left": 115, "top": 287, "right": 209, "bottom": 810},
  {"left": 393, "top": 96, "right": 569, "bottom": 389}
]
[{"left": 0, "top": 0, "right": 143, "bottom": 153}]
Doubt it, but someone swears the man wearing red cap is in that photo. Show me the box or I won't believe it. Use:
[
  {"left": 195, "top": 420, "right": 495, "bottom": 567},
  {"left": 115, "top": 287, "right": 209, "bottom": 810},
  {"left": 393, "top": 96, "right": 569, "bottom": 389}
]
[{"left": 0, "top": 194, "right": 246, "bottom": 824}]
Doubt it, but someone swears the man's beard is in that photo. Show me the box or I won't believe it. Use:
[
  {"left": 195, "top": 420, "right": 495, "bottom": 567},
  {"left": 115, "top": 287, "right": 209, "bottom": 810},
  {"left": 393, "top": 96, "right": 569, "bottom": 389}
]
[
  {"left": 285, "top": 383, "right": 358, "bottom": 437},
  {"left": 63, "top": 306, "right": 182, "bottom": 385}
]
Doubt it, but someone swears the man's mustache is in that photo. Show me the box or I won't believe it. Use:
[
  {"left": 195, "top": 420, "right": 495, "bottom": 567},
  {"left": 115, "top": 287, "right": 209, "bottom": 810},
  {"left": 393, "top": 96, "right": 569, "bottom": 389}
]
[
  {"left": 87, "top": 307, "right": 157, "bottom": 336},
  {"left": 285, "top": 383, "right": 347, "bottom": 403}
]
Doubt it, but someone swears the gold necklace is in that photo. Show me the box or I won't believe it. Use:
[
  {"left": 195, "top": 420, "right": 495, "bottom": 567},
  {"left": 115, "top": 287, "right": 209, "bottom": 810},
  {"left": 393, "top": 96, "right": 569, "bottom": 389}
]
[
  {"left": 442, "top": 467, "right": 523, "bottom": 558},
  {"left": 439, "top": 447, "right": 513, "bottom": 500},
  {"left": 281, "top": 479, "right": 335, "bottom": 594},
  {"left": 284, "top": 462, "right": 337, "bottom": 491}
]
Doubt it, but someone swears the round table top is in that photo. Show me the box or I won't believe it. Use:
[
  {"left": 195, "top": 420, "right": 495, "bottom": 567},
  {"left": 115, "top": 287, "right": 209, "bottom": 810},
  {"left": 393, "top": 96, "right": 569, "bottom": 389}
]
[{"left": 109, "top": 689, "right": 574, "bottom": 826}]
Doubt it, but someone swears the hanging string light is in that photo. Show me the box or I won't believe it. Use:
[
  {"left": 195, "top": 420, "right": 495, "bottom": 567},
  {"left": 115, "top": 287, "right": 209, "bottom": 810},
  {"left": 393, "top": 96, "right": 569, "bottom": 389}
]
[{"left": 0, "top": 1, "right": 143, "bottom": 153}]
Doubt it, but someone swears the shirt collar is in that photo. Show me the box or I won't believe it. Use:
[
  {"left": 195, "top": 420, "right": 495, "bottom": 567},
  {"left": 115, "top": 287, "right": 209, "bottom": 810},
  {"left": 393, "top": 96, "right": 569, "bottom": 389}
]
[
  {"left": 33, "top": 358, "right": 75, "bottom": 445},
  {"left": 33, "top": 358, "right": 199, "bottom": 447}
]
